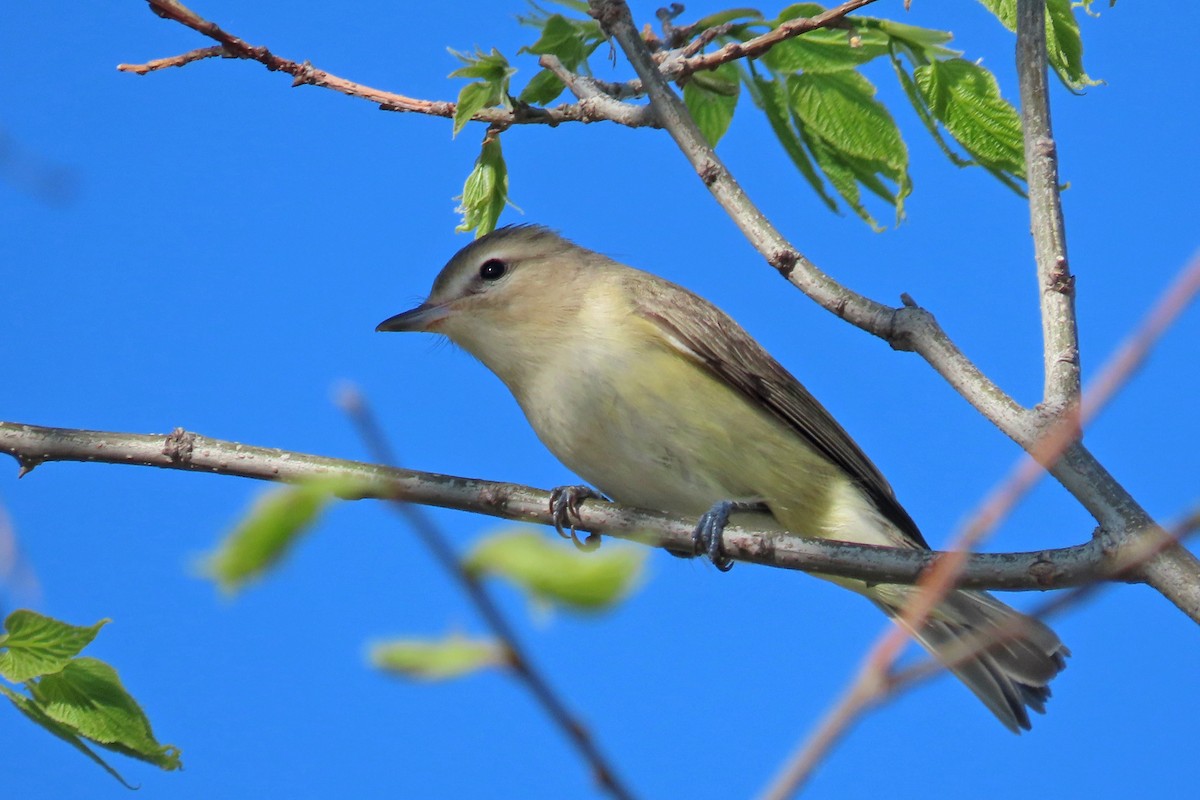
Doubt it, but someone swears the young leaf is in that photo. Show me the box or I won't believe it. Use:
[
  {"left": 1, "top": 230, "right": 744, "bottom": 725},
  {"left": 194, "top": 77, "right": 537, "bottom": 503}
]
[
  {"left": 29, "top": 657, "right": 182, "bottom": 771},
  {"left": 914, "top": 58, "right": 1026, "bottom": 185},
  {"left": 976, "top": 0, "right": 1098, "bottom": 91},
  {"left": 761, "top": 26, "right": 890, "bottom": 74},
  {"left": 0, "top": 610, "right": 108, "bottom": 683},
  {"left": 683, "top": 63, "right": 740, "bottom": 147},
  {"left": 874, "top": 18, "right": 959, "bottom": 63},
  {"left": 1, "top": 684, "right": 135, "bottom": 787},
  {"left": 692, "top": 8, "right": 764, "bottom": 32},
  {"left": 742, "top": 68, "right": 835, "bottom": 210},
  {"left": 456, "top": 134, "right": 509, "bottom": 237},
  {"left": 201, "top": 475, "right": 368, "bottom": 593},
  {"left": 518, "top": 68, "right": 566, "bottom": 105},
  {"left": 788, "top": 70, "right": 909, "bottom": 224},
  {"left": 370, "top": 635, "right": 507, "bottom": 681},
  {"left": 464, "top": 529, "right": 644, "bottom": 611},
  {"left": 448, "top": 48, "right": 515, "bottom": 136}
]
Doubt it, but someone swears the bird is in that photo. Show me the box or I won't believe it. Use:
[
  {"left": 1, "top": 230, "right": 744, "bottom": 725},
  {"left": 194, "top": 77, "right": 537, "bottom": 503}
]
[{"left": 377, "top": 224, "right": 1068, "bottom": 731}]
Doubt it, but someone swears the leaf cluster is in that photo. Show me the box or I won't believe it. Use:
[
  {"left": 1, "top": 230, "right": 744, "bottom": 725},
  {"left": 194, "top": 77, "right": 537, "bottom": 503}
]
[
  {"left": 449, "top": 0, "right": 1096, "bottom": 233},
  {"left": 0, "top": 610, "right": 181, "bottom": 786}
]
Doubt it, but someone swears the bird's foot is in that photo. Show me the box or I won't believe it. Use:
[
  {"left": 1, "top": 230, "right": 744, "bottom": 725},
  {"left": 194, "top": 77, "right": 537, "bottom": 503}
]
[
  {"left": 692, "top": 500, "right": 765, "bottom": 572},
  {"left": 549, "top": 485, "right": 605, "bottom": 552}
]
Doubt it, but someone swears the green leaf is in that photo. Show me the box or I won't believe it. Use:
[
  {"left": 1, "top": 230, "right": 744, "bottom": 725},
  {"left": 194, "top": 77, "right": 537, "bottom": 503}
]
[
  {"left": 520, "top": 14, "right": 603, "bottom": 68},
  {"left": 789, "top": 71, "right": 906, "bottom": 167},
  {"left": 742, "top": 68, "right": 835, "bottom": 209},
  {"left": 693, "top": 8, "right": 764, "bottom": 31},
  {"left": 788, "top": 70, "right": 909, "bottom": 224},
  {"left": 518, "top": 68, "right": 566, "bottom": 105},
  {"left": 1, "top": 684, "right": 135, "bottom": 787},
  {"left": 0, "top": 610, "right": 108, "bottom": 683},
  {"left": 453, "top": 82, "right": 496, "bottom": 137},
  {"left": 976, "top": 0, "right": 1098, "bottom": 90},
  {"left": 464, "top": 529, "right": 644, "bottom": 611},
  {"left": 370, "top": 635, "right": 507, "bottom": 681},
  {"left": 683, "top": 63, "right": 740, "bottom": 146},
  {"left": 456, "top": 134, "right": 509, "bottom": 237},
  {"left": 875, "top": 19, "right": 960, "bottom": 64},
  {"left": 448, "top": 48, "right": 515, "bottom": 136},
  {"left": 914, "top": 58, "right": 1026, "bottom": 185},
  {"left": 30, "top": 657, "right": 181, "bottom": 771},
  {"left": 762, "top": 25, "right": 890, "bottom": 74},
  {"left": 201, "top": 475, "right": 368, "bottom": 593}
]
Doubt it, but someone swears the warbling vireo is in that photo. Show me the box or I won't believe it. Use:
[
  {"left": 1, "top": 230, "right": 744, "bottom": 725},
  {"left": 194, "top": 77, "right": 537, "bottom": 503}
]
[{"left": 377, "top": 224, "right": 1067, "bottom": 731}]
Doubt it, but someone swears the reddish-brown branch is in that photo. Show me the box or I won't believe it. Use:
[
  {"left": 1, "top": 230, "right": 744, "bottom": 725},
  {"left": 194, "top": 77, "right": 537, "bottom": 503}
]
[
  {"left": 117, "top": 45, "right": 226, "bottom": 75},
  {"left": 760, "top": 250, "right": 1200, "bottom": 799},
  {"left": 124, "top": 0, "right": 657, "bottom": 128},
  {"left": 662, "top": 0, "right": 881, "bottom": 80}
]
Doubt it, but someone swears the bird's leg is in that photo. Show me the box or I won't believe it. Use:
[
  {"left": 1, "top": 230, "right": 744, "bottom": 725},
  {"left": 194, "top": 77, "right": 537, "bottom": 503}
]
[
  {"left": 692, "top": 500, "right": 767, "bottom": 572},
  {"left": 548, "top": 485, "right": 606, "bottom": 551}
]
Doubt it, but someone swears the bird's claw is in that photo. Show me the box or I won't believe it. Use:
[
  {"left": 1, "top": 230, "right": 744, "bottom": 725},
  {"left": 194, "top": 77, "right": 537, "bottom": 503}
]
[
  {"left": 691, "top": 499, "right": 762, "bottom": 572},
  {"left": 549, "top": 485, "right": 604, "bottom": 552}
]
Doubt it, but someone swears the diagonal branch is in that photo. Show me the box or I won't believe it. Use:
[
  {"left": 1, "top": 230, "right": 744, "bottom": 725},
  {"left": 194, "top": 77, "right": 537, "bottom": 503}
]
[
  {"left": 1017, "top": 0, "right": 1081, "bottom": 409},
  {"left": 660, "top": 0, "right": 880, "bottom": 81},
  {"left": 338, "top": 389, "right": 636, "bottom": 800},
  {"left": 117, "top": 44, "right": 226, "bottom": 74},
  {"left": 587, "top": 0, "right": 1200, "bottom": 623}
]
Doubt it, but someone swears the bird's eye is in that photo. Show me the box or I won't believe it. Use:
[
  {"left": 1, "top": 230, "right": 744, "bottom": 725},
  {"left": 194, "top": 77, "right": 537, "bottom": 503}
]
[{"left": 479, "top": 259, "right": 507, "bottom": 281}]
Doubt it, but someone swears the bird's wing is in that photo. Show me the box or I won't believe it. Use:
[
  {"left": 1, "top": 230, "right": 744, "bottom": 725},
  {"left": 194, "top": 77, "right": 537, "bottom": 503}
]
[{"left": 631, "top": 279, "right": 928, "bottom": 549}]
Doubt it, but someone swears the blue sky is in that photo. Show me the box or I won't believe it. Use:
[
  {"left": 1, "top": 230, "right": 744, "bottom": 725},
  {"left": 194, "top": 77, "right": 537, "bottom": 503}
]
[{"left": 2, "top": 2, "right": 1198, "bottom": 798}]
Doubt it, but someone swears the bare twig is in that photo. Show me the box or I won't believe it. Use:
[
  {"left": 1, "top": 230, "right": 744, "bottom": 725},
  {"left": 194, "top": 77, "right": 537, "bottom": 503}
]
[
  {"left": 539, "top": 54, "right": 658, "bottom": 125},
  {"left": 759, "top": 251, "right": 1200, "bottom": 799},
  {"left": 117, "top": 45, "right": 226, "bottom": 75},
  {"left": 660, "top": 0, "right": 881, "bottom": 81},
  {"left": 123, "top": 0, "right": 659, "bottom": 129},
  {"left": 1017, "top": 0, "right": 1081, "bottom": 409},
  {"left": 337, "top": 387, "right": 635, "bottom": 800}
]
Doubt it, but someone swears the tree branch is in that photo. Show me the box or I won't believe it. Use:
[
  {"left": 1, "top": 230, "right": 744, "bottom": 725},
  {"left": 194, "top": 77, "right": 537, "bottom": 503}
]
[
  {"left": 116, "top": 44, "right": 226, "bottom": 75},
  {"left": 587, "top": 0, "right": 1200, "bottom": 622},
  {"left": 659, "top": 0, "right": 880, "bottom": 82},
  {"left": 1017, "top": 0, "right": 1081, "bottom": 409},
  {"left": 761, "top": 503, "right": 1200, "bottom": 800},
  {"left": 122, "top": 0, "right": 660, "bottom": 129},
  {"left": 338, "top": 390, "right": 635, "bottom": 800},
  {"left": 0, "top": 420, "right": 1121, "bottom": 591}
]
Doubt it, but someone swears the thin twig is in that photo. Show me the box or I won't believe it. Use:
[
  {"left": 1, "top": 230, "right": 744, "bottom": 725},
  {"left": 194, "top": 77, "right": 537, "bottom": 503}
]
[
  {"left": 660, "top": 0, "right": 881, "bottom": 81},
  {"left": 759, "top": 251, "right": 1200, "bottom": 799},
  {"left": 0, "top": 420, "right": 1127, "bottom": 591},
  {"left": 336, "top": 387, "right": 636, "bottom": 800},
  {"left": 1017, "top": 0, "right": 1081, "bottom": 409},
  {"left": 123, "top": 0, "right": 659, "bottom": 129},
  {"left": 117, "top": 45, "right": 226, "bottom": 75}
]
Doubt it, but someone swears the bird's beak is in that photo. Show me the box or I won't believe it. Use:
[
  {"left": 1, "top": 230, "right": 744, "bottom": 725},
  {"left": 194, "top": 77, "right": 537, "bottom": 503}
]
[{"left": 376, "top": 302, "right": 450, "bottom": 333}]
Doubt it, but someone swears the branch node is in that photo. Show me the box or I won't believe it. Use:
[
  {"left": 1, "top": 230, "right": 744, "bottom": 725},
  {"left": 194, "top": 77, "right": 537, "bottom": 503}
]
[
  {"left": 698, "top": 159, "right": 719, "bottom": 186},
  {"left": 1028, "top": 554, "right": 1062, "bottom": 588},
  {"left": 163, "top": 427, "right": 197, "bottom": 464},
  {"left": 769, "top": 248, "right": 798, "bottom": 278},
  {"left": 291, "top": 59, "right": 316, "bottom": 87}
]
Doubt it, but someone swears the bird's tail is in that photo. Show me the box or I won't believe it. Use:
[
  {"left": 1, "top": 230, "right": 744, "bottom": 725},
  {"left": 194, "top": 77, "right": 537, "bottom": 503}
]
[{"left": 873, "top": 589, "right": 1069, "bottom": 732}]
